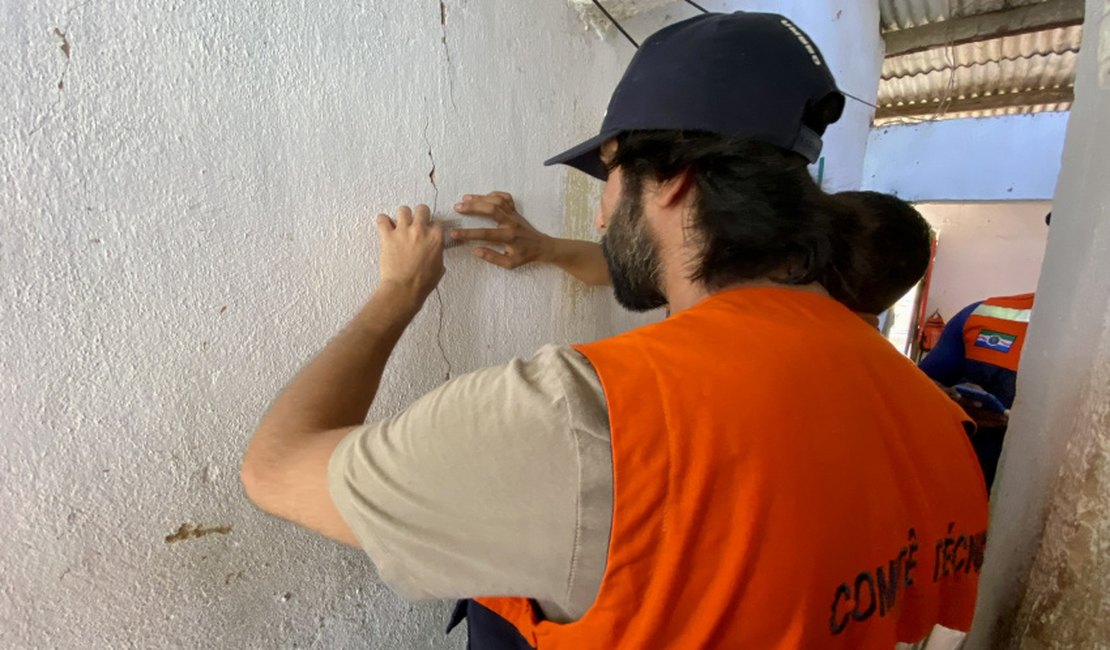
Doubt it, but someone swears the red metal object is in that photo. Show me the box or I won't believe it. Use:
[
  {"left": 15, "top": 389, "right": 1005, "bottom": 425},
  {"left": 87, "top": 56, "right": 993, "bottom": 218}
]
[
  {"left": 921, "top": 311, "right": 946, "bottom": 351},
  {"left": 915, "top": 234, "right": 940, "bottom": 347}
]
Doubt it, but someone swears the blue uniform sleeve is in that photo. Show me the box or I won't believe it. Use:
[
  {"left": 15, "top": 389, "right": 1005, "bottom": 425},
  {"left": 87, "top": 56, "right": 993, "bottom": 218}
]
[{"left": 918, "top": 302, "right": 980, "bottom": 385}]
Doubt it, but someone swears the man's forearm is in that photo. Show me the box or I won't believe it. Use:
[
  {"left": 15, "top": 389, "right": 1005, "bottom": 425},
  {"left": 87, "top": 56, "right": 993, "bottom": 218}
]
[
  {"left": 240, "top": 204, "right": 444, "bottom": 545},
  {"left": 547, "top": 238, "right": 611, "bottom": 287},
  {"left": 247, "top": 283, "right": 421, "bottom": 461}
]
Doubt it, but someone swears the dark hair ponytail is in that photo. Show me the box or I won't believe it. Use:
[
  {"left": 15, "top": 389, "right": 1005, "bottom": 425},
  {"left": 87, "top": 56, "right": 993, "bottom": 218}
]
[
  {"left": 613, "top": 131, "right": 852, "bottom": 290},
  {"left": 824, "top": 191, "right": 932, "bottom": 315}
]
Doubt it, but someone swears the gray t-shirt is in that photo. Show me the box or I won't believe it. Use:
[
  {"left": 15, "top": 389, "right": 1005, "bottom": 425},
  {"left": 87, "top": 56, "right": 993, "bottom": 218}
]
[{"left": 328, "top": 345, "right": 612, "bottom": 622}]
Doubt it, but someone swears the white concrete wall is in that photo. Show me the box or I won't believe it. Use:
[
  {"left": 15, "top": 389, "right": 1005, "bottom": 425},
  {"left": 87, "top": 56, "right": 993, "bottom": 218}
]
[
  {"left": 863, "top": 113, "right": 1070, "bottom": 202},
  {"left": 968, "top": 0, "right": 1110, "bottom": 646},
  {"left": 0, "top": 1, "right": 636, "bottom": 647},
  {"left": 0, "top": 1, "right": 878, "bottom": 647},
  {"left": 917, "top": 202, "right": 1050, "bottom": 321}
]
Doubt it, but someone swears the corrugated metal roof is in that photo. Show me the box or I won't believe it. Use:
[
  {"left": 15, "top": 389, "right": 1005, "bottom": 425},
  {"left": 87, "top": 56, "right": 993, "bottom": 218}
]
[
  {"left": 910, "top": 101, "right": 1070, "bottom": 121},
  {"left": 876, "top": 0, "right": 1079, "bottom": 124},
  {"left": 882, "top": 25, "right": 1081, "bottom": 77}
]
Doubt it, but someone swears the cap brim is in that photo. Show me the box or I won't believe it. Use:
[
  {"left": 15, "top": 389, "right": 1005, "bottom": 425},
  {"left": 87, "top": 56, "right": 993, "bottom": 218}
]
[{"left": 543, "top": 130, "right": 620, "bottom": 181}]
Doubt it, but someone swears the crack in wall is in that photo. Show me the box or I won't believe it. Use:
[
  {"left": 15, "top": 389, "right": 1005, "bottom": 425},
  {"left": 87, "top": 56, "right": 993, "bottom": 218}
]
[
  {"left": 421, "top": 116, "right": 439, "bottom": 212},
  {"left": 422, "top": 117, "right": 453, "bottom": 381},
  {"left": 432, "top": 286, "right": 452, "bottom": 381},
  {"left": 427, "top": 148, "right": 437, "bottom": 198},
  {"left": 437, "top": 0, "right": 458, "bottom": 112}
]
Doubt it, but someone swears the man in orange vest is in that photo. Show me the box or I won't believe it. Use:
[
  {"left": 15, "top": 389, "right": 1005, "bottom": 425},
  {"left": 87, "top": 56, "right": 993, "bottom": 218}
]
[
  {"left": 920, "top": 292, "right": 1036, "bottom": 490},
  {"left": 241, "top": 12, "right": 988, "bottom": 649}
]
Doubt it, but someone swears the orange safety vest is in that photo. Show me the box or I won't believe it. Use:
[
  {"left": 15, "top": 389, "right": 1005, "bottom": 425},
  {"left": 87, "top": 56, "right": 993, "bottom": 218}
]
[
  {"left": 962, "top": 293, "right": 1035, "bottom": 372},
  {"left": 477, "top": 288, "right": 988, "bottom": 649}
]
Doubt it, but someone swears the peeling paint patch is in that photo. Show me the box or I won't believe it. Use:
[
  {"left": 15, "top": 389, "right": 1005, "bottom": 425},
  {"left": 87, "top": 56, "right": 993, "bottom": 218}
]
[
  {"left": 51, "top": 27, "right": 72, "bottom": 90},
  {"left": 164, "top": 523, "right": 232, "bottom": 543},
  {"left": 53, "top": 27, "right": 71, "bottom": 60}
]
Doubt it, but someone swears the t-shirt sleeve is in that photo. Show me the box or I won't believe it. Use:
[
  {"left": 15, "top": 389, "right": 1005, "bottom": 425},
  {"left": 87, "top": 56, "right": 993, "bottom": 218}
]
[
  {"left": 919, "top": 302, "right": 979, "bottom": 385},
  {"left": 327, "top": 344, "right": 611, "bottom": 615}
]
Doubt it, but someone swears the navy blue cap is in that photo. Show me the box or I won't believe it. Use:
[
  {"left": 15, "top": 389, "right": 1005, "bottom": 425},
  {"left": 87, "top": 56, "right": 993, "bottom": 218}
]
[{"left": 545, "top": 12, "right": 845, "bottom": 179}]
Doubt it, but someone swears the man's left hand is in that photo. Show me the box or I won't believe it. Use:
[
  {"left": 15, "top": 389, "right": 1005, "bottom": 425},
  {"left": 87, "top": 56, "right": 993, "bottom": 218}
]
[{"left": 376, "top": 204, "right": 446, "bottom": 305}]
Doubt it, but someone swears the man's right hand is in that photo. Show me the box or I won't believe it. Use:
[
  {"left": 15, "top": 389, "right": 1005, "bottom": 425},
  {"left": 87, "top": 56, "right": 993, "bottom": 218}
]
[
  {"left": 450, "top": 192, "right": 553, "bottom": 270},
  {"left": 450, "top": 191, "right": 612, "bottom": 287},
  {"left": 935, "top": 381, "right": 1011, "bottom": 430}
]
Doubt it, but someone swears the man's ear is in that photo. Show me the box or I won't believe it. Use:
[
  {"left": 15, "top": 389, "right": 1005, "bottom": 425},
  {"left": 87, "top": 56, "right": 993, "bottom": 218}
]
[{"left": 653, "top": 169, "right": 693, "bottom": 210}]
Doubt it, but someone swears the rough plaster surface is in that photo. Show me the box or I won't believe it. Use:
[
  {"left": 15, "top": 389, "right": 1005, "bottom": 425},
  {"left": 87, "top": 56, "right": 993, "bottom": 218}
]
[
  {"left": 967, "top": 1, "right": 1110, "bottom": 647},
  {"left": 0, "top": 1, "right": 875, "bottom": 647},
  {"left": 0, "top": 0, "right": 633, "bottom": 646},
  {"left": 916, "top": 202, "right": 1050, "bottom": 322},
  {"left": 1013, "top": 346, "right": 1110, "bottom": 648}
]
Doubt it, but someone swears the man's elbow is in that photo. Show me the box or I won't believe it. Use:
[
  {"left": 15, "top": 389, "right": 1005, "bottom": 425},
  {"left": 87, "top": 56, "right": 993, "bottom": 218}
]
[{"left": 240, "top": 446, "right": 283, "bottom": 515}]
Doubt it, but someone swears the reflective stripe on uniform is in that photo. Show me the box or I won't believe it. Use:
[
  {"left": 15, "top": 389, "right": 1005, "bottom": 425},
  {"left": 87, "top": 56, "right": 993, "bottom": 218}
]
[{"left": 970, "top": 304, "right": 1032, "bottom": 323}]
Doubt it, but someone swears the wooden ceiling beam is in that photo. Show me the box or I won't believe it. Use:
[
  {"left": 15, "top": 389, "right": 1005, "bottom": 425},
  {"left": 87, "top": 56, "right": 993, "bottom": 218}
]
[{"left": 874, "top": 86, "right": 1074, "bottom": 119}]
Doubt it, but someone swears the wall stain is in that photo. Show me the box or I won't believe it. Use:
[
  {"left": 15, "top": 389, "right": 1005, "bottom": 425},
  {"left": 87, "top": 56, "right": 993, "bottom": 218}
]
[
  {"left": 224, "top": 570, "right": 246, "bottom": 585},
  {"left": 29, "top": 5, "right": 86, "bottom": 136},
  {"left": 164, "top": 523, "right": 232, "bottom": 544},
  {"left": 559, "top": 172, "right": 599, "bottom": 321}
]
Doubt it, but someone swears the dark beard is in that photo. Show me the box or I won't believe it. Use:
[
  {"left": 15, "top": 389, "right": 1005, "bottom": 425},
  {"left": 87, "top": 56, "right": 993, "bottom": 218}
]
[{"left": 600, "top": 186, "right": 667, "bottom": 312}]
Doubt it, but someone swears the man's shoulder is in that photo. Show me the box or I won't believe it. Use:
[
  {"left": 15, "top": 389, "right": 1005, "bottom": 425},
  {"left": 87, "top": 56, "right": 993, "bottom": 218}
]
[
  {"left": 528, "top": 343, "right": 595, "bottom": 371},
  {"left": 526, "top": 345, "right": 609, "bottom": 442}
]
